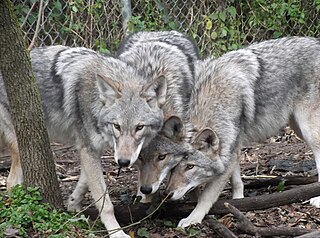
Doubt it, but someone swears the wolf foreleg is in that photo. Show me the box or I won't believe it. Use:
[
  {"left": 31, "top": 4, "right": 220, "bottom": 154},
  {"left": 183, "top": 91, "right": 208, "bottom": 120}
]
[
  {"left": 177, "top": 156, "right": 237, "bottom": 228},
  {"left": 80, "top": 148, "right": 130, "bottom": 238},
  {"left": 68, "top": 165, "right": 88, "bottom": 211}
]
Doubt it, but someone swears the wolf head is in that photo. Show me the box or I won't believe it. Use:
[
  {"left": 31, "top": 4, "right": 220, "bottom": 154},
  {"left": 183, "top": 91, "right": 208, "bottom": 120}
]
[
  {"left": 96, "top": 73, "right": 167, "bottom": 167},
  {"left": 166, "top": 128, "right": 225, "bottom": 200},
  {"left": 135, "top": 116, "right": 191, "bottom": 195}
]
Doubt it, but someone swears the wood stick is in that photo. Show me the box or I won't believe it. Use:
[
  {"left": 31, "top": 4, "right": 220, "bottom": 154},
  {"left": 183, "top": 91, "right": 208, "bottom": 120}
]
[
  {"left": 206, "top": 215, "right": 238, "bottom": 238},
  {"left": 83, "top": 182, "right": 320, "bottom": 224},
  {"left": 224, "top": 202, "right": 317, "bottom": 237}
]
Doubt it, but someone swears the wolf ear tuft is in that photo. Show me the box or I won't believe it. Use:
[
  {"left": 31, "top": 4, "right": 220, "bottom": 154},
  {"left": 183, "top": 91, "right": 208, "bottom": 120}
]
[
  {"left": 97, "top": 74, "right": 122, "bottom": 106},
  {"left": 161, "top": 116, "right": 184, "bottom": 141},
  {"left": 141, "top": 75, "right": 167, "bottom": 108},
  {"left": 193, "top": 128, "right": 219, "bottom": 153}
]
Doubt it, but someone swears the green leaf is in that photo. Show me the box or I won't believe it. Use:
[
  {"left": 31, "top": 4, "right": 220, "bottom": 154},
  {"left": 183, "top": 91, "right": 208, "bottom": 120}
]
[
  {"left": 163, "top": 220, "right": 175, "bottom": 227},
  {"left": 206, "top": 19, "right": 213, "bottom": 30},
  {"left": 218, "top": 12, "right": 226, "bottom": 22},
  {"left": 277, "top": 180, "right": 285, "bottom": 192},
  {"left": 220, "top": 28, "right": 228, "bottom": 37},
  {"left": 137, "top": 227, "right": 149, "bottom": 238},
  {"left": 168, "top": 21, "right": 176, "bottom": 30},
  {"left": 273, "top": 31, "right": 283, "bottom": 38},
  {"left": 54, "top": 0, "right": 62, "bottom": 11},
  {"left": 209, "top": 12, "right": 218, "bottom": 20},
  {"left": 227, "top": 6, "right": 237, "bottom": 18},
  {"left": 72, "top": 5, "right": 78, "bottom": 13},
  {"left": 210, "top": 31, "right": 218, "bottom": 40},
  {"left": 187, "top": 227, "right": 201, "bottom": 237}
]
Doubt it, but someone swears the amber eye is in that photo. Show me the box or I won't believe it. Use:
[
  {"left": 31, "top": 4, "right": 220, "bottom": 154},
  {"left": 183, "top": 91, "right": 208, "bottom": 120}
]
[
  {"left": 158, "top": 154, "right": 166, "bottom": 160},
  {"left": 186, "top": 164, "right": 194, "bottom": 170},
  {"left": 113, "top": 124, "right": 120, "bottom": 130},
  {"left": 136, "top": 125, "right": 144, "bottom": 131}
]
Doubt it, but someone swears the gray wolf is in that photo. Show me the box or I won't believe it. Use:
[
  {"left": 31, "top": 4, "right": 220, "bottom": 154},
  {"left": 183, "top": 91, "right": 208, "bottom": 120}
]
[
  {"left": 134, "top": 116, "right": 191, "bottom": 203},
  {"left": 116, "top": 30, "right": 200, "bottom": 201},
  {"left": 69, "top": 30, "right": 200, "bottom": 217},
  {"left": 114, "top": 30, "right": 199, "bottom": 168},
  {"left": 166, "top": 37, "right": 320, "bottom": 228},
  {"left": 1, "top": 45, "right": 169, "bottom": 238}
]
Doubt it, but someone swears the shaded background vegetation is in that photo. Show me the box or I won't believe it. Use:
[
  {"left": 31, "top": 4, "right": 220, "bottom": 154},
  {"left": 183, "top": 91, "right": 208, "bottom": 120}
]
[{"left": 13, "top": 0, "right": 320, "bottom": 57}]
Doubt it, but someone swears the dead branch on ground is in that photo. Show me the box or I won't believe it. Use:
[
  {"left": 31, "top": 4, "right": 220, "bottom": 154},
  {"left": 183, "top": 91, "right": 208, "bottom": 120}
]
[
  {"left": 224, "top": 202, "right": 317, "bottom": 237},
  {"left": 83, "top": 182, "right": 320, "bottom": 224}
]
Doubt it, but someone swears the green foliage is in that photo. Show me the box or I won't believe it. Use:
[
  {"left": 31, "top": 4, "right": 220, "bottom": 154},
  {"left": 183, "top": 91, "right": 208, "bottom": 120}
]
[
  {"left": 13, "top": 0, "right": 320, "bottom": 56},
  {"left": 193, "top": 0, "right": 319, "bottom": 57},
  {"left": 277, "top": 180, "right": 286, "bottom": 192},
  {"left": 127, "top": 0, "right": 177, "bottom": 33},
  {"left": 186, "top": 226, "right": 201, "bottom": 237},
  {"left": 174, "top": 225, "right": 201, "bottom": 237},
  {"left": 14, "top": 0, "right": 113, "bottom": 52},
  {"left": 197, "top": 5, "right": 244, "bottom": 57},
  {"left": 0, "top": 185, "right": 93, "bottom": 238},
  {"left": 137, "top": 227, "right": 150, "bottom": 238},
  {"left": 163, "top": 219, "right": 175, "bottom": 228}
]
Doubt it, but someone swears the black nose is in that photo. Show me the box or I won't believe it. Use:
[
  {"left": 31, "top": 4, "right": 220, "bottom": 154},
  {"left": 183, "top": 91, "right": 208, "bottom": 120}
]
[
  {"left": 140, "top": 186, "right": 152, "bottom": 194},
  {"left": 118, "top": 158, "right": 130, "bottom": 167}
]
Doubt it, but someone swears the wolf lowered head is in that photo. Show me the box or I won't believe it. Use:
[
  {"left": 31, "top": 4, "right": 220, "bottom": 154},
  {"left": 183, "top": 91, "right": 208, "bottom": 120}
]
[
  {"left": 97, "top": 74, "right": 167, "bottom": 167},
  {"left": 136, "top": 116, "right": 191, "bottom": 195},
  {"left": 166, "top": 128, "right": 225, "bottom": 200}
]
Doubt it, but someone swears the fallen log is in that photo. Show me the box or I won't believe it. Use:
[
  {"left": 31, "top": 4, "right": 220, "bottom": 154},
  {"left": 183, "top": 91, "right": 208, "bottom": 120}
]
[
  {"left": 224, "top": 202, "right": 317, "bottom": 237},
  {"left": 244, "top": 175, "right": 317, "bottom": 189},
  {"left": 295, "top": 231, "right": 320, "bottom": 238},
  {"left": 83, "top": 182, "right": 320, "bottom": 224},
  {"left": 206, "top": 215, "right": 238, "bottom": 238}
]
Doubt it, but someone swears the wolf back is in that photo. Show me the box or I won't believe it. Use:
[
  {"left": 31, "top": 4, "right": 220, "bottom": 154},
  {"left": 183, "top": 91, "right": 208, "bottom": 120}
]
[
  {"left": 117, "top": 30, "right": 200, "bottom": 75},
  {"left": 117, "top": 30, "right": 200, "bottom": 121}
]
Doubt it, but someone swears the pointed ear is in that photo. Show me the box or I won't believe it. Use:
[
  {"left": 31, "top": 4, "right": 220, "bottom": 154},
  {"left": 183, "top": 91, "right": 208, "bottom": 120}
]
[
  {"left": 161, "top": 116, "right": 184, "bottom": 141},
  {"left": 193, "top": 128, "right": 219, "bottom": 153},
  {"left": 140, "top": 75, "right": 167, "bottom": 108},
  {"left": 97, "top": 74, "right": 122, "bottom": 106}
]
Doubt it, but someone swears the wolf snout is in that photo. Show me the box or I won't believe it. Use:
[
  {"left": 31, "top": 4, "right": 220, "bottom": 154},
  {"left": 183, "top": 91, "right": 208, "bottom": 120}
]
[
  {"left": 118, "top": 158, "right": 130, "bottom": 167},
  {"left": 140, "top": 186, "right": 152, "bottom": 194}
]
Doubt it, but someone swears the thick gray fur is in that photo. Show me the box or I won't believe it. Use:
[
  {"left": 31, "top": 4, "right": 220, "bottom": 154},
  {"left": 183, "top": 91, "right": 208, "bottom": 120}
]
[
  {"left": 117, "top": 30, "right": 199, "bottom": 124},
  {"left": 166, "top": 37, "right": 320, "bottom": 228},
  {"left": 0, "top": 45, "right": 170, "bottom": 238},
  {"left": 116, "top": 30, "right": 200, "bottom": 199}
]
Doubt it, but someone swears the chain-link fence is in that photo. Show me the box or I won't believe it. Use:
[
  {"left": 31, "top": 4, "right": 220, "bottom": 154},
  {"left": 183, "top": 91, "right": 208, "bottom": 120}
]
[{"left": 13, "top": 0, "right": 320, "bottom": 57}]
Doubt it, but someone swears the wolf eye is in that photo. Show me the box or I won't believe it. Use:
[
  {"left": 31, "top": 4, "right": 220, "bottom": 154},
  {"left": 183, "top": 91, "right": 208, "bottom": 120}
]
[
  {"left": 186, "top": 164, "right": 194, "bottom": 170},
  {"left": 158, "top": 154, "right": 166, "bottom": 160},
  {"left": 113, "top": 124, "right": 120, "bottom": 130},
  {"left": 136, "top": 125, "right": 144, "bottom": 131},
  {"left": 183, "top": 154, "right": 189, "bottom": 160},
  {"left": 138, "top": 155, "right": 143, "bottom": 160}
]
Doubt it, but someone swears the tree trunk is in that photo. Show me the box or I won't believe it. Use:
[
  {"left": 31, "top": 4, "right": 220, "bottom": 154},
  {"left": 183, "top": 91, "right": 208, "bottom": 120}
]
[{"left": 0, "top": 0, "right": 63, "bottom": 209}]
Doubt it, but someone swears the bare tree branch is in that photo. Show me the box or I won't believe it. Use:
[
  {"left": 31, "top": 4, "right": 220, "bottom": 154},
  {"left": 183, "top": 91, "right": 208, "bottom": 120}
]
[
  {"left": 83, "top": 182, "right": 320, "bottom": 224},
  {"left": 206, "top": 215, "right": 238, "bottom": 238},
  {"left": 120, "top": 0, "right": 132, "bottom": 34},
  {"left": 224, "top": 202, "right": 317, "bottom": 237},
  {"left": 28, "top": 0, "right": 44, "bottom": 50}
]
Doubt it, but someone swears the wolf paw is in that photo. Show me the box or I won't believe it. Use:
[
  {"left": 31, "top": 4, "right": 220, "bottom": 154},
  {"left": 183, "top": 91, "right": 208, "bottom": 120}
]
[
  {"left": 67, "top": 196, "right": 82, "bottom": 212},
  {"left": 310, "top": 196, "right": 320, "bottom": 208},
  {"left": 177, "top": 216, "right": 202, "bottom": 228},
  {"left": 109, "top": 230, "right": 131, "bottom": 238}
]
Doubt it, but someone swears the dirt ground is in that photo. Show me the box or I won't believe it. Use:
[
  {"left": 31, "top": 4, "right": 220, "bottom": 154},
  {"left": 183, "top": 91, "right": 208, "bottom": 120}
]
[{"left": 1, "top": 127, "right": 320, "bottom": 237}]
